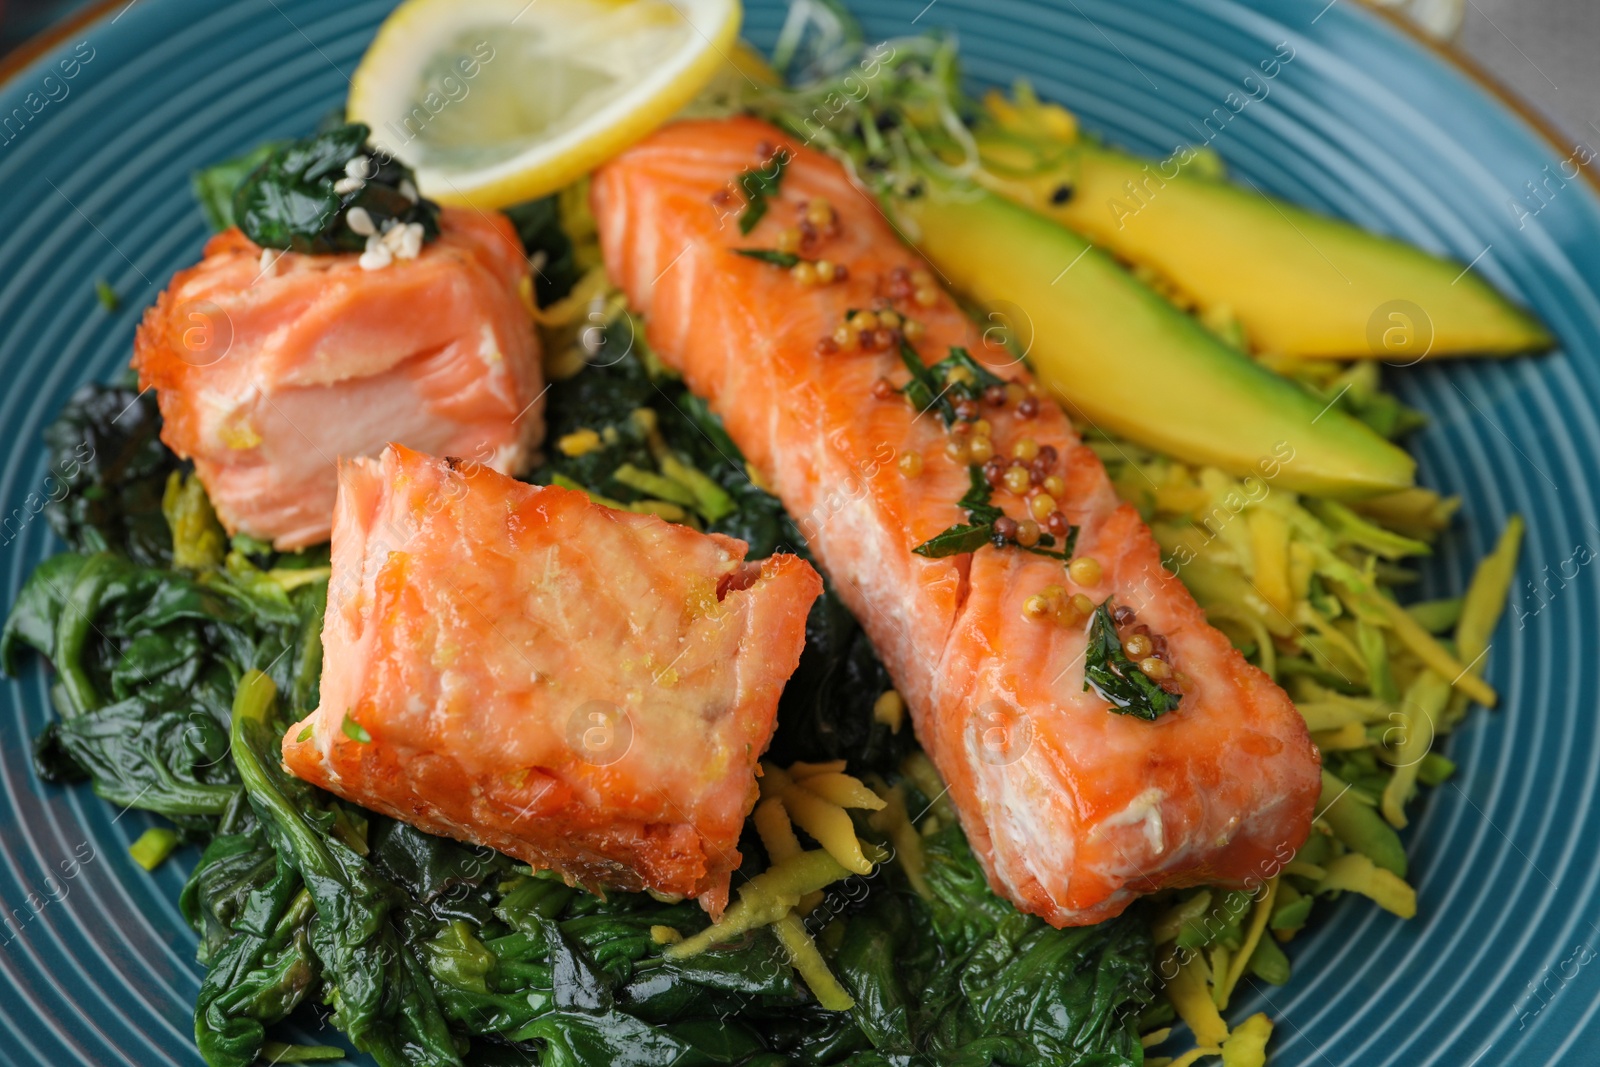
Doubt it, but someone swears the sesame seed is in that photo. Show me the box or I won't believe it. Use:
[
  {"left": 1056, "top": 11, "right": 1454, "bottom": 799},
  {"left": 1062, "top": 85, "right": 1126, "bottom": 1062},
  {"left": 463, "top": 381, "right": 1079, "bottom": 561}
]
[
  {"left": 346, "top": 206, "right": 377, "bottom": 236},
  {"left": 345, "top": 155, "right": 373, "bottom": 180},
  {"left": 399, "top": 179, "right": 419, "bottom": 203},
  {"left": 332, "top": 176, "right": 366, "bottom": 195},
  {"left": 394, "top": 222, "right": 425, "bottom": 260},
  {"left": 359, "top": 234, "right": 393, "bottom": 271},
  {"left": 257, "top": 248, "right": 283, "bottom": 276}
]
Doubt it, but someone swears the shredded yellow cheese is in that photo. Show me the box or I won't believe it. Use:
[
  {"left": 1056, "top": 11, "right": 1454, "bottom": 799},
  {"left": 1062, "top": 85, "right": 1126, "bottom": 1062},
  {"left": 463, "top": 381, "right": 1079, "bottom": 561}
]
[
  {"left": 1220, "top": 1013, "right": 1273, "bottom": 1067},
  {"left": 1381, "top": 670, "right": 1450, "bottom": 828},
  {"left": 1218, "top": 878, "right": 1277, "bottom": 1010},
  {"left": 872, "top": 689, "right": 905, "bottom": 732},
  {"left": 1318, "top": 853, "right": 1416, "bottom": 919},
  {"left": 783, "top": 786, "right": 875, "bottom": 875},
  {"left": 867, "top": 783, "right": 931, "bottom": 899},
  {"left": 666, "top": 849, "right": 849, "bottom": 959},
  {"left": 794, "top": 772, "right": 887, "bottom": 812},
  {"left": 1165, "top": 949, "right": 1229, "bottom": 1048},
  {"left": 772, "top": 913, "right": 854, "bottom": 1011},
  {"left": 557, "top": 428, "right": 603, "bottom": 457},
  {"left": 787, "top": 759, "right": 848, "bottom": 780}
]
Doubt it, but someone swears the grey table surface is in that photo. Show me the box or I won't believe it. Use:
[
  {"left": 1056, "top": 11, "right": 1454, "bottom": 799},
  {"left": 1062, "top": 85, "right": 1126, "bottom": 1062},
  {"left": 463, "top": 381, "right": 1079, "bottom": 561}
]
[{"left": 1458, "top": 0, "right": 1596, "bottom": 150}]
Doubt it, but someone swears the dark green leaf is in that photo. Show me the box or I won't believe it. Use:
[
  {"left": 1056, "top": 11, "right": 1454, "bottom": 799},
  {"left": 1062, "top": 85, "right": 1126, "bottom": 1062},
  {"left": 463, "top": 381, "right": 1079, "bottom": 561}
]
[
  {"left": 830, "top": 818, "right": 1154, "bottom": 1066},
  {"left": 898, "top": 339, "right": 949, "bottom": 424},
  {"left": 38, "top": 382, "right": 179, "bottom": 568},
  {"left": 502, "top": 196, "right": 579, "bottom": 306},
  {"left": 912, "top": 522, "right": 996, "bottom": 558},
  {"left": 736, "top": 149, "right": 789, "bottom": 234},
  {"left": 733, "top": 248, "right": 801, "bottom": 267},
  {"left": 1083, "top": 599, "right": 1182, "bottom": 720},
  {"left": 232, "top": 124, "right": 440, "bottom": 255},
  {"left": 956, "top": 465, "right": 1002, "bottom": 525},
  {"left": 192, "top": 142, "right": 283, "bottom": 231}
]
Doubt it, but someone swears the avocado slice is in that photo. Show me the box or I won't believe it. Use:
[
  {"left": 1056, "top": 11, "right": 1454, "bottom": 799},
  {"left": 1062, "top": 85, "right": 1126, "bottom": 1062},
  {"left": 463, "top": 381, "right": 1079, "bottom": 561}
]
[
  {"left": 892, "top": 173, "right": 1416, "bottom": 499},
  {"left": 975, "top": 136, "right": 1553, "bottom": 360}
]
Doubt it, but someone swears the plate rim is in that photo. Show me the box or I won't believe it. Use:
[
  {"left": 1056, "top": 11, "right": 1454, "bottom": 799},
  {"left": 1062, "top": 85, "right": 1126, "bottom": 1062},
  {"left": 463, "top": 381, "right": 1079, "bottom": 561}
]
[{"left": 1, "top": 0, "right": 1593, "bottom": 196}]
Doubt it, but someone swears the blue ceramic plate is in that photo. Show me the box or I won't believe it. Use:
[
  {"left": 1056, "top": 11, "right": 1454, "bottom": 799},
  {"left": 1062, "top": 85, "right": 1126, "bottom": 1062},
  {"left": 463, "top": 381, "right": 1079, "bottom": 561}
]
[{"left": 2, "top": 1, "right": 1597, "bottom": 1064}]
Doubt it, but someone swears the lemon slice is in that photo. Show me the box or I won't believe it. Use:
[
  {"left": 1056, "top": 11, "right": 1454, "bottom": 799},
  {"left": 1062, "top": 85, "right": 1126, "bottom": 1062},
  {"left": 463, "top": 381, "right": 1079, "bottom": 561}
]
[{"left": 349, "top": 0, "right": 742, "bottom": 208}]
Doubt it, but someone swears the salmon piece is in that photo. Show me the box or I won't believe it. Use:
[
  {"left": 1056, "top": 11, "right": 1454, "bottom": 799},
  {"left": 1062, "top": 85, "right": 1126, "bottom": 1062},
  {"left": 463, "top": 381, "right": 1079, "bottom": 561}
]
[
  {"left": 281, "top": 444, "right": 821, "bottom": 916},
  {"left": 132, "top": 209, "right": 543, "bottom": 550},
  {"left": 592, "top": 117, "right": 1321, "bottom": 926}
]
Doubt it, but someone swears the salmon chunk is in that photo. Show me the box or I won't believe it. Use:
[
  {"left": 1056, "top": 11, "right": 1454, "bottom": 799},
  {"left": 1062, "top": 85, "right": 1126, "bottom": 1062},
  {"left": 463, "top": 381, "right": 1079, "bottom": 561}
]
[
  {"left": 133, "top": 209, "right": 543, "bottom": 549},
  {"left": 281, "top": 444, "right": 822, "bottom": 915},
  {"left": 592, "top": 117, "right": 1320, "bottom": 926}
]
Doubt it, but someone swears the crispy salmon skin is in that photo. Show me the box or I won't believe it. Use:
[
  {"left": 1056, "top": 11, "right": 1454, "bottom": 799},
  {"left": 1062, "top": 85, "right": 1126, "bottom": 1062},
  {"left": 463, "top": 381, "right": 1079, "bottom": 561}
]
[
  {"left": 592, "top": 117, "right": 1320, "bottom": 926},
  {"left": 132, "top": 208, "right": 543, "bottom": 549},
  {"left": 281, "top": 445, "right": 821, "bottom": 916}
]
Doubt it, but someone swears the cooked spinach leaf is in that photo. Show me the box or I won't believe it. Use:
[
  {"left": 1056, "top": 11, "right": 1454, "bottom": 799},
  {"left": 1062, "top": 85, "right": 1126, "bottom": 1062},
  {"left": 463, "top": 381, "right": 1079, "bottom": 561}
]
[
  {"left": 830, "top": 816, "right": 1154, "bottom": 1066},
  {"left": 232, "top": 124, "right": 440, "bottom": 254},
  {"left": 0, "top": 547, "right": 323, "bottom": 824},
  {"left": 8, "top": 333, "right": 1161, "bottom": 1064},
  {"left": 1084, "top": 599, "right": 1182, "bottom": 720},
  {"left": 193, "top": 141, "right": 284, "bottom": 232},
  {"left": 502, "top": 196, "right": 580, "bottom": 306},
  {"left": 39, "top": 382, "right": 178, "bottom": 567}
]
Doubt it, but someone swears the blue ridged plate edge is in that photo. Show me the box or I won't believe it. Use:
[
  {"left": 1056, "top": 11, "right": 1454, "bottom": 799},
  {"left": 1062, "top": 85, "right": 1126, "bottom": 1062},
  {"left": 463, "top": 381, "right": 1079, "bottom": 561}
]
[{"left": 0, "top": 1, "right": 1597, "bottom": 1064}]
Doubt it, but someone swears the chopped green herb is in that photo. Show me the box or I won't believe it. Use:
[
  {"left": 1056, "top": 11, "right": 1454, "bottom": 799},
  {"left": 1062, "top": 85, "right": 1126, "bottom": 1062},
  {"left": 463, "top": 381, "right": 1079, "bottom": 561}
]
[
  {"left": 1083, "top": 599, "right": 1182, "bottom": 720},
  {"left": 1019, "top": 528, "right": 1079, "bottom": 560},
  {"left": 956, "top": 464, "right": 1003, "bottom": 525},
  {"left": 734, "top": 248, "right": 802, "bottom": 268},
  {"left": 912, "top": 522, "right": 997, "bottom": 558},
  {"left": 341, "top": 713, "right": 372, "bottom": 744},
  {"left": 928, "top": 346, "right": 1006, "bottom": 394},
  {"left": 736, "top": 149, "right": 789, "bottom": 235},
  {"left": 898, "top": 339, "right": 946, "bottom": 421},
  {"left": 295, "top": 723, "right": 314, "bottom": 743},
  {"left": 94, "top": 279, "right": 119, "bottom": 312},
  {"left": 899, "top": 344, "right": 1010, "bottom": 427},
  {"left": 915, "top": 466, "right": 1077, "bottom": 560},
  {"left": 915, "top": 467, "right": 999, "bottom": 558}
]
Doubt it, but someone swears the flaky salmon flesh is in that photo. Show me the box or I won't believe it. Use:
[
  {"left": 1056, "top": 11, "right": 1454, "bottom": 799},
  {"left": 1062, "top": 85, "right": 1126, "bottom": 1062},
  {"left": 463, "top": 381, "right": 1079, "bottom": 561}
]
[
  {"left": 592, "top": 117, "right": 1321, "bottom": 926},
  {"left": 282, "top": 444, "right": 822, "bottom": 916},
  {"left": 132, "top": 209, "right": 544, "bottom": 550}
]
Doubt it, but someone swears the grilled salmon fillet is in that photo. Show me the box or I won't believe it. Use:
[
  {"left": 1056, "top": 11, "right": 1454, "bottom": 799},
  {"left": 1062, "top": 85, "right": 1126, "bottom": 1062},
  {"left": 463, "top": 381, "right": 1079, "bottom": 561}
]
[
  {"left": 133, "top": 209, "right": 543, "bottom": 550},
  {"left": 281, "top": 444, "right": 822, "bottom": 916},
  {"left": 592, "top": 117, "right": 1320, "bottom": 926}
]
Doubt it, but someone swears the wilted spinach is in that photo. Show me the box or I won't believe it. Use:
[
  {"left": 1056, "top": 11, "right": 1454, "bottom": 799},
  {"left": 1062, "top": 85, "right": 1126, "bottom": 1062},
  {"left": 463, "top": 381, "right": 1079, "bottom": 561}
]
[
  {"left": 230, "top": 123, "right": 440, "bottom": 254},
  {"left": 502, "top": 196, "right": 580, "bottom": 307},
  {"left": 827, "top": 818, "right": 1153, "bottom": 1067},
  {"left": 5, "top": 362, "right": 1159, "bottom": 1064},
  {"left": 192, "top": 141, "right": 283, "bottom": 232},
  {"left": 40, "top": 382, "right": 177, "bottom": 567}
]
